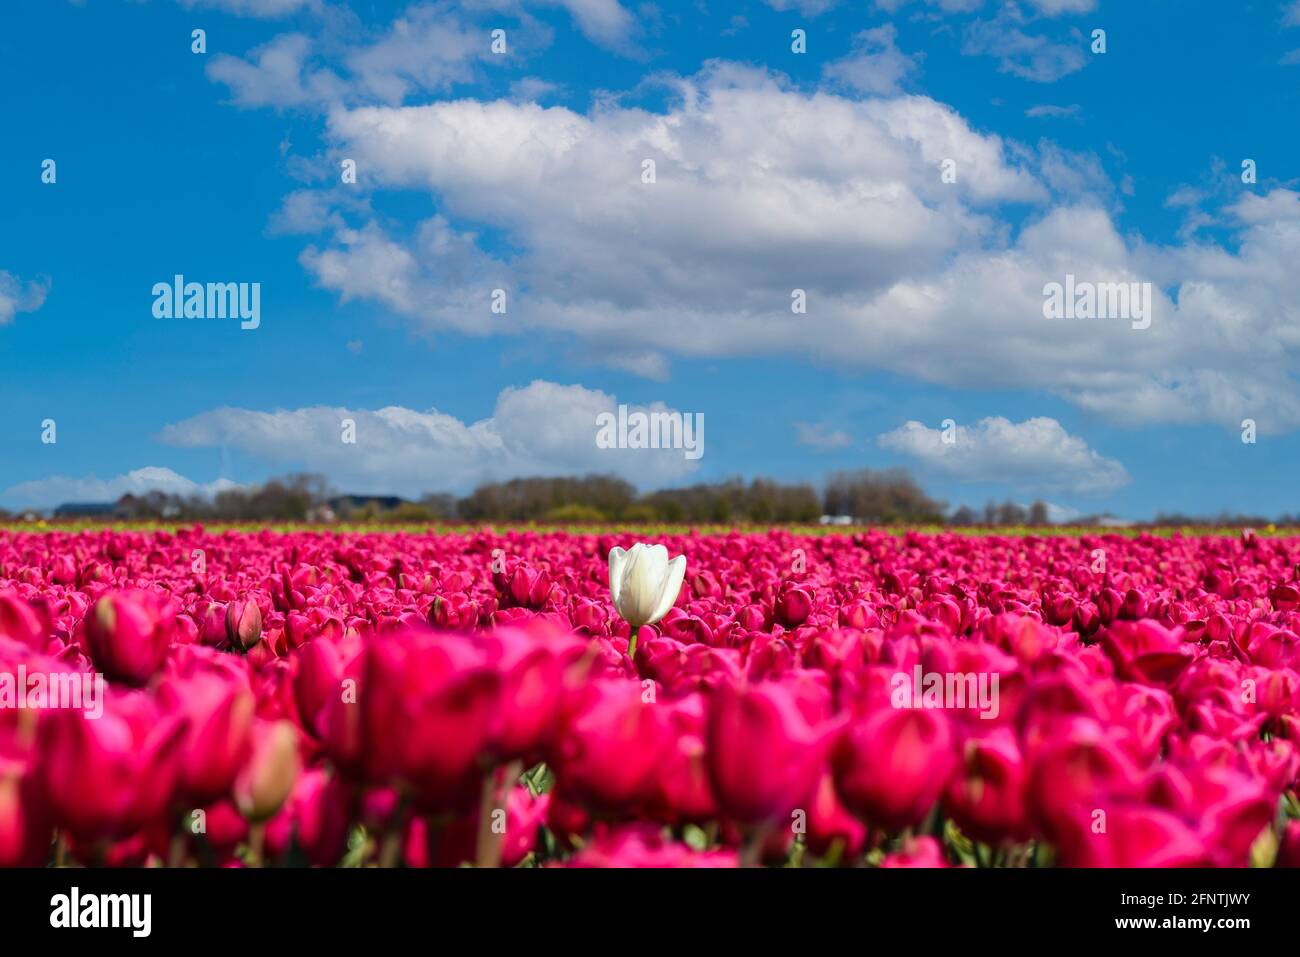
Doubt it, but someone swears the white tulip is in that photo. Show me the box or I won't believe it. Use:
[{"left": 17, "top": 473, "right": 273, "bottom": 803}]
[{"left": 608, "top": 543, "right": 686, "bottom": 653}]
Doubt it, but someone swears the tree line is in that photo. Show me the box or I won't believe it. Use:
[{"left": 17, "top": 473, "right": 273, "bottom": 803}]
[{"left": 17, "top": 469, "right": 989, "bottom": 525}]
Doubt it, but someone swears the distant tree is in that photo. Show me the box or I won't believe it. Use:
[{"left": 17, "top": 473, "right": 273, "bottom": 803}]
[
  {"left": 995, "top": 501, "right": 1027, "bottom": 526},
  {"left": 544, "top": 503, "right": 609, "bottom": 523},
  {"left": 949, "top": 505, "right": 977, "bottom": 526},
  {"left": 823, "top": 469, "right": 946, "bottom": 524},
  {"left": 458, "top": 475, "right": 635, "bottom": 522},
  {"left": 418, "top": 493, "right": 458, "bottom": 520}
]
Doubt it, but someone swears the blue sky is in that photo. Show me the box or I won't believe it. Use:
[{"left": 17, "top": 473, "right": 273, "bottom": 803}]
[{"left": 4, "top": 0, "right": 1300, "bottom": 519}]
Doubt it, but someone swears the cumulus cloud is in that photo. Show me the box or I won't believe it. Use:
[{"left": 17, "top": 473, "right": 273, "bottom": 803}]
[
  {"left": 0, "top": 271, "right": 49, "bottom": 326},
  {"left": 878, "top": 416, "right": 1129, "bottom": 494},
  {"left": 157, "top": 381, "right": 702, "bottom": 494},
  {"left": 304, "top": 64, "right": 1042, "bottom": 369},
  {"left": 3, "top": 468, "right": 238, "bottom": 509},
  {"left": 283, "top": 60, "right": 1300, "bottom": 432}
]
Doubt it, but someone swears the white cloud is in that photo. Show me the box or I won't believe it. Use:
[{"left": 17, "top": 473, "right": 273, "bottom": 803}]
[
  {"left": 823, "top": 25, "right": 921, "bottom": 96},
  {"left": 207, "top": 34, "right": 346, "bottom": 109},
  {"left": 306, "top": 64, "right": 1043, "bottom": 348},
  {"left": 3, "top": 468, "right": 238, "bottom": 509},
  {"left": 206, "top": 1, "right": 638, "bottom": 110},
  {"left": 1226, "top": 190, "right": 1300, "bottom": 224},
  {"left": 546, "top": 0, "right": 636, "bottom": 46},
  {"left": 961, "top": 14, "right": 1088, "bottom": 83},
  {"left": 207, "top": 9, "right": 498, "bottom": 110},
  {"left": 1026, "top": 0, "right": 1095, "bottom": 14},
  {"left": 763, "top": 0, "right": 843, "bottom": 15},
  {"left": 873, "top": 0, "right": 1094, "bottom": 15},
  {"left": 874, "top": 0, "right": 983, "bottom": 13},
  {"left": 0, "top": 271, "right": 49, "bottom": 326},
  {"left": 300, "top": 217, "right": 502, "bottom": 334},
  {"left": 795, "top": 423, "right": 854, "bottom": 450},
  {"left": 878, "top": 416, "right": 1129, "bottom": 494},
  {"left": 177, "top": 0, "right": 319, "bottom": 16},
  {"left": 265, "top": 66, "right": 1300, "bottom": 434},
  {"left": 509, "top": 76, "right": 563, "bottom": 102},
  {"left": 157, "top": 381, "right": 701, "bottom": 494},
  {"left": 341, "top": 8, "right": 495, "bottom": 103},
  {"left": 1285, "top": 1, "right": 1300, "bottom": 27},
  {"left": 1025, "top": 103, "right": 1080, "bottom": 119}
]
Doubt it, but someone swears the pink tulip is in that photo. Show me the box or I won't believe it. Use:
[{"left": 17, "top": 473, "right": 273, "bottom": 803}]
[
  {"left": 157, "top": 647, "right": 255, "bottom": 803},
  {"left": 37, "top": 689, "right": 186, "bottom": 840},
  {"left": 943, "top": 728, "right": 1027, "bottom": 843},
  {"left": 0, "top": 591, "right": 45, "bottom": 650},
  {"left": 552, "top": 679, "right": 669, "bottom": 812},
  {"left": 360, "top": 629, "right": 500, "bottom": 811},
  {"left": 834, "top": 707, "right": 955, "bottom": 831},
  {"left": 706, "top": 680, "right": 838, "bottom": 826},
  {"left": 83, "top": 590, "right": 176, "bottom": 686}
]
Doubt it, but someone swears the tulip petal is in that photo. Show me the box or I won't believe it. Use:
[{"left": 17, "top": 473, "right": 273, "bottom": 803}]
[
  {"left": 647, "top": 555, "right": 687, "bottom": 625},
  {"left": 618, "top": 545, "right": 662, "bottom": 628},
  {"left": 608, "top": 547, "right": 628, "bottom": 605}
]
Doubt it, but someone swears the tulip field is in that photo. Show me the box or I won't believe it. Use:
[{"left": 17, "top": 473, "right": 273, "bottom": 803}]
[{"left": 2, "top": 525, "right": 1299, "bottom": 868}]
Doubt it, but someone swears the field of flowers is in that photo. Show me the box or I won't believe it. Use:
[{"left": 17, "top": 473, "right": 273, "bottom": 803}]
[{"left": 2, "top": 526, "right": 1299, "bottom": 868}]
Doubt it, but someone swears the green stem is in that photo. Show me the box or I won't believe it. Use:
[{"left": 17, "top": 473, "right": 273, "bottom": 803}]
[
  {"left": 475, "top": 762, "right": 520, "bottom": 868},
  {"left": 247, "top": 823, "right": 266, "bottom": 868}
]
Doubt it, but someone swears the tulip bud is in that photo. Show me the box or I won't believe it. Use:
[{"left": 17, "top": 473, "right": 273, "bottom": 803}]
[
  {"left": 234, "top": 720, "right": 300, "bottom": 821},
  {"left": 225, "top": 598, "right": 263, "bottom": 652},
  {"left": 773, "top": 584, "right": 813, "bottom": 628}
]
